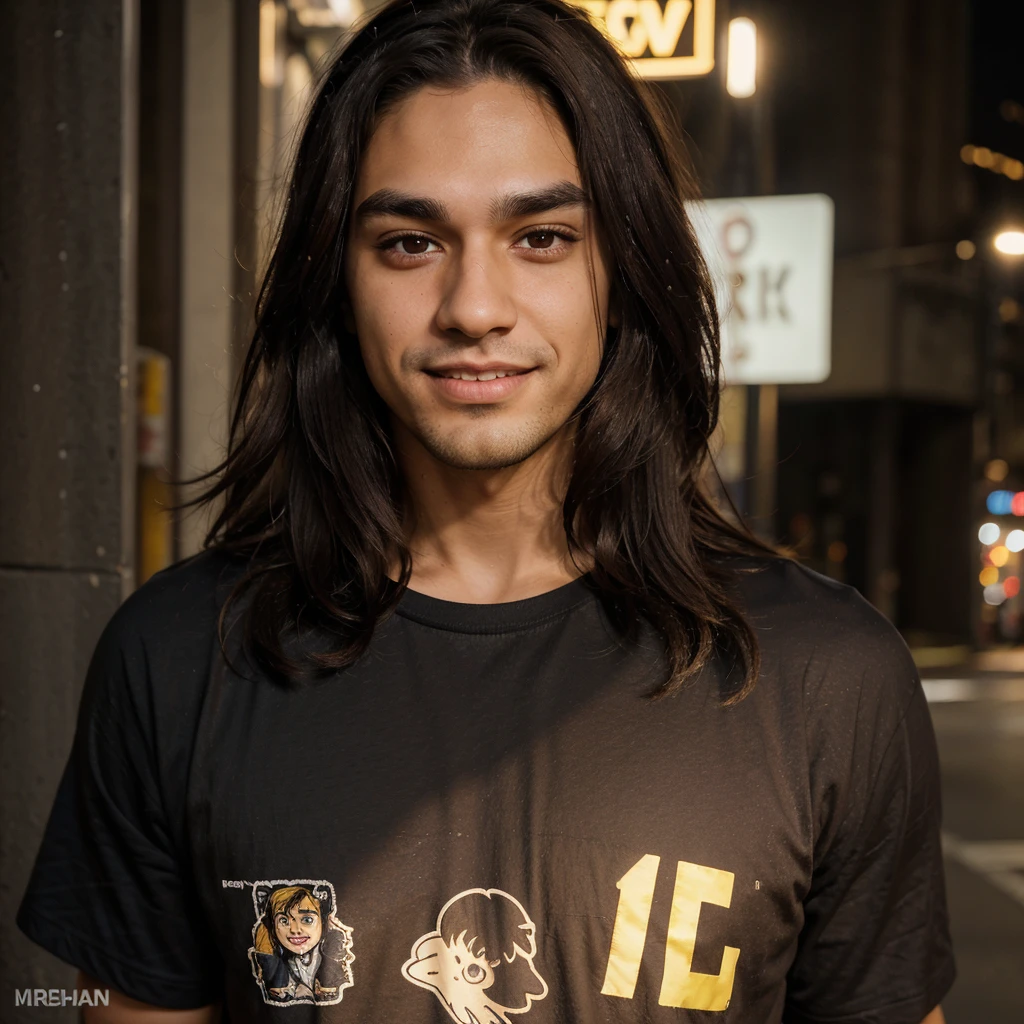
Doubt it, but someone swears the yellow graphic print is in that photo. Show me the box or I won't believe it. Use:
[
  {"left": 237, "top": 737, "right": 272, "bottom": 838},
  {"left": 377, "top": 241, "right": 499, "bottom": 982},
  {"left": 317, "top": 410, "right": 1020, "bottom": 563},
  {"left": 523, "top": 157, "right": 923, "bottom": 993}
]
[
  {"left": 660, "top": 860, "right": 739, "bottom": 1010},
  {"left": 403, "top": 888, "right": 548, "bottom": 1024},
  {"left": 601, "top": 856, "right": 739, "bottom": 1011},
  {"left": 601, "top": 853, "right": 661, "bottom": 998}
]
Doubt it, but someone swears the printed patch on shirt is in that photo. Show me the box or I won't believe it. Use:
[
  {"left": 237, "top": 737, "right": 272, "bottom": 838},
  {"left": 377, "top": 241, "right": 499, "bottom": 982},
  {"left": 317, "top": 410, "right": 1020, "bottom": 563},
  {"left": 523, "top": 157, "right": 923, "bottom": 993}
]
[
  {"left": 402, "top": 888, "right": 548, "bottom": 1024},
  {"left": 247, "top": 878, "right": 354, "bottom": 1006}
]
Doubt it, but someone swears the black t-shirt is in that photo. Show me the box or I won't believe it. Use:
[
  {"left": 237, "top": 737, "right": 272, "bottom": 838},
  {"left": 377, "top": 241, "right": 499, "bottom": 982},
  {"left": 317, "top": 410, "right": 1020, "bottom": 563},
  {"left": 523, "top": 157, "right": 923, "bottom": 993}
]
[{"left": 18, "top": 551, "right": 954, "bottom": 1023}]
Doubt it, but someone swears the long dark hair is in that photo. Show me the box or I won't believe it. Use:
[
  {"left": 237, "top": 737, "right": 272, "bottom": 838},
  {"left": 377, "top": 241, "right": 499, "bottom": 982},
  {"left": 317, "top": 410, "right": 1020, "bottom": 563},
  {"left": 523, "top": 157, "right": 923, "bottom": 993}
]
[{"left": 192, "top": 0, "right": 776, "bottom": 700}]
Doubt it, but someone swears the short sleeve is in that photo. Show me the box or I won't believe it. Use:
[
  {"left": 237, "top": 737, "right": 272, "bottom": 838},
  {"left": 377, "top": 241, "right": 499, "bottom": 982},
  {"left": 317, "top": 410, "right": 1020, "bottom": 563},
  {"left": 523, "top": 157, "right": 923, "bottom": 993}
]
[
  {"left": 785, "top": 625, "right": 955, "bottom": 1023},
  {"left": 17, "top": 598, "right": 223, "bottom": 1009}
]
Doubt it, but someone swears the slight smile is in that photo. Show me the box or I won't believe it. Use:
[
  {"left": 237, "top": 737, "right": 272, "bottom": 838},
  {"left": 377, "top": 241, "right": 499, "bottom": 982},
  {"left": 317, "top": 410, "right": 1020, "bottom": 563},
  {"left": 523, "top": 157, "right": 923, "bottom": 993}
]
[
  {"left": 424, "top": 363, "right": 536, "bottom": 402},
  {"left": 287, "top": 935, "right": 311, "bottom": 947}
]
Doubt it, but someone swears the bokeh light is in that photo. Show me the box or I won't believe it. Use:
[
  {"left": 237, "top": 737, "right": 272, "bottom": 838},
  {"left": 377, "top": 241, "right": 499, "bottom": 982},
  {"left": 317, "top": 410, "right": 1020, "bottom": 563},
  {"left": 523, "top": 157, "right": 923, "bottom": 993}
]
[
  {"left": 978, "top": 522, "right": 1001, "bottom": 545},
  {"left": 987, "top": 490, "right": 1014, "bottom": 515},
  {"left": 985, "top": 458, "right": 1009, "bottom": 482},
  {"left": 827, "top": 540, "right": 848, "bottom": 562},
  {"left": 994, "top": 230, "right": 1024, "bottom": 256}
]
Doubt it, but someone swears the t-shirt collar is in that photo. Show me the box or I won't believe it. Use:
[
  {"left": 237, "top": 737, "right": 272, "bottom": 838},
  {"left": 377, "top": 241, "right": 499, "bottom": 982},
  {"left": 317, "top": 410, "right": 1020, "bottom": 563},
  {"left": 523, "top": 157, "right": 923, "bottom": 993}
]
[{"left": 393, "top": 574, "right": 594, "bottom": 634}]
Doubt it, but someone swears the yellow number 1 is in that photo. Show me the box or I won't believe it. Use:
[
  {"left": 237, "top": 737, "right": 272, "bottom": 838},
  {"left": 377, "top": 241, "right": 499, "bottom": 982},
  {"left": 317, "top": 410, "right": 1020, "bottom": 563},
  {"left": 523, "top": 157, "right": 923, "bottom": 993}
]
[
  {"left": 601, "top": 855, "right": 740, "bottom": 1011},
  {"left": 601, "top": 854, "right": 661, "bottom": 998}
]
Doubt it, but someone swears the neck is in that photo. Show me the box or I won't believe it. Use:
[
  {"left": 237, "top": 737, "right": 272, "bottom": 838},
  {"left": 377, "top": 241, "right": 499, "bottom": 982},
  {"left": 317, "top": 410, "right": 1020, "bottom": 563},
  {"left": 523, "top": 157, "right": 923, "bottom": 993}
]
[{"left": 395, "top": 423, "right": 588, "bottom": 603}]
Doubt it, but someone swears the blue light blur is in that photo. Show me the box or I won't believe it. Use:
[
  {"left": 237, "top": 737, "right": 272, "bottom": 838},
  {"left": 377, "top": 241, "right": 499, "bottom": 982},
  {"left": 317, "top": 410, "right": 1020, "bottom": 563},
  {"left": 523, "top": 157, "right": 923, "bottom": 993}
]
[{"left": 987, "top": 490, "right": 1014, "bottom": 515}]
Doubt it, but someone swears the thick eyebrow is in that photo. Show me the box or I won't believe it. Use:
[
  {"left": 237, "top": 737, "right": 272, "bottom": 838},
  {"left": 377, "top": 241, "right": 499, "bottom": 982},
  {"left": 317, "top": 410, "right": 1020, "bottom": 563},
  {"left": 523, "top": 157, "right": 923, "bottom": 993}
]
[
  {"left": 489, "top": 181, "right": 588, "bottom": 222},
  {"left": 353, "top": 181, "right": 587, "bottom": 226},
  {"left": 354, "top": 189, "right": 451, "bottom": 224}
]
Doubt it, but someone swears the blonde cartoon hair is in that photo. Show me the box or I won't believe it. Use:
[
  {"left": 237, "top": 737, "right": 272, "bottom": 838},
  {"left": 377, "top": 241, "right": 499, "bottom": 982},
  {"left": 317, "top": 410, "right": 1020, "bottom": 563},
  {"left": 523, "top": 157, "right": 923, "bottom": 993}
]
[{"left": 253, "top": 885, "right": 320, "bottom": 954}]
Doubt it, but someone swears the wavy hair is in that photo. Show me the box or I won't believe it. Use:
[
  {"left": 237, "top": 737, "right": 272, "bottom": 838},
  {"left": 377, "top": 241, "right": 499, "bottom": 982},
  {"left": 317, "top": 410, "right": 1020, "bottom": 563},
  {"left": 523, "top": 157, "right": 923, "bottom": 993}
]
[{"left": 192, "top": 0, "right": 776, "bottom": 700}]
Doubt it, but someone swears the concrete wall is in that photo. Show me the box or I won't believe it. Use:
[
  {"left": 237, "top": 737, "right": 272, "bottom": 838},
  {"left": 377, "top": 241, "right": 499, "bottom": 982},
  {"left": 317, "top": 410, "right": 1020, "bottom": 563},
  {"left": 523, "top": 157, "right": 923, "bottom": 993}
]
[
  {"left": 177, "top": 0, "right": 237, "bottom": 556},
  {"left": 0, "top": 1, "right": 138, "bottom": 1018}
]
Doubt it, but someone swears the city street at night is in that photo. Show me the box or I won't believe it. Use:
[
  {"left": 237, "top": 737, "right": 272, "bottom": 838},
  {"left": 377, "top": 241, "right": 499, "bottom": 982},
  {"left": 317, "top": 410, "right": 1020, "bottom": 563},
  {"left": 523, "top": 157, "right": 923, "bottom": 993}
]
[
  {"left": 924, "top": 670, "right": 1024, "bottom": 1021},
  {"left": 3, "top": 0, "right": 1022, "bottom": 1020}
]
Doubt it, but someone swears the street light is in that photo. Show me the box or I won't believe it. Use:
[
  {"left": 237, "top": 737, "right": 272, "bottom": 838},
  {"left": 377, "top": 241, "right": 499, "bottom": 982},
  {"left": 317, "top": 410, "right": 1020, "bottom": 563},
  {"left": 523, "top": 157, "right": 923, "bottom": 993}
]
[
  {"left": 726, "top": 18, "right": 757, "bottom": 99},
  {"left": 994, "top": 229, "right": 1024, "bottom": 257}
]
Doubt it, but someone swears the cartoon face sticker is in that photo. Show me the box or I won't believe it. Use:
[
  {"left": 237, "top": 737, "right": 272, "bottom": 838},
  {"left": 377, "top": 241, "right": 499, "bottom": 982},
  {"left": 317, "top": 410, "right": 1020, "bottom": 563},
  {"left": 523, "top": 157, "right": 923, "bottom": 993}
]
[
  {"left": 403, "top": 888, "right": 548, "bottom": 1024},
  {"left": 275, "top": 893, "right": 323, "bottom": 952},
  {"left": 248, "top": 879, "right": 354, "bottom": 1006}
]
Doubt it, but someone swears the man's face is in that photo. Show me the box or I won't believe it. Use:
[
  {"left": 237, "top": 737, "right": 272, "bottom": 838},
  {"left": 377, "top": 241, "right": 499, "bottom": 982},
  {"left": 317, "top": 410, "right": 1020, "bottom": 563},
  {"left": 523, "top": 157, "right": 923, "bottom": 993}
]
[
  {"left": 345, "top": 78, "right": 611, "bottom": 471},
  {"left": 274, "top": 899, "right": 323, "bottom": 954}
]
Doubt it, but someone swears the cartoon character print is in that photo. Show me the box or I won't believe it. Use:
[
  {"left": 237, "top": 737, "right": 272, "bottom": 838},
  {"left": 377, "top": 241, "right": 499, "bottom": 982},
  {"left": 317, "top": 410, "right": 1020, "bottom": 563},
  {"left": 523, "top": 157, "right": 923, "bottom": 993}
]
[
  {"left": 248, "top": 879, "right": 354, "bottom": 1006},
  {"left": 402, "top": 888, "right": 548, "bottom": 1024}
]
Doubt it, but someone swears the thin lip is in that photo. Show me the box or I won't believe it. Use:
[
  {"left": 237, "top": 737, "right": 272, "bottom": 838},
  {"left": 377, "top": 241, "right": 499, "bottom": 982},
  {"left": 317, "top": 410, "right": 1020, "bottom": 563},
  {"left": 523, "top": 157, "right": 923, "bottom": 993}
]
[{"left": 424, "top": 362, "right": 536, "bottom": 376}]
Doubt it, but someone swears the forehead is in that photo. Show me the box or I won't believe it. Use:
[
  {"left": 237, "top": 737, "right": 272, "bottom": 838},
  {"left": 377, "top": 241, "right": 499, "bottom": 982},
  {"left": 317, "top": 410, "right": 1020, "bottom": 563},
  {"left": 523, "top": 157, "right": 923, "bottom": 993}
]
[{"left": 354, "top": 78, "right": 581, "bottom": 208}]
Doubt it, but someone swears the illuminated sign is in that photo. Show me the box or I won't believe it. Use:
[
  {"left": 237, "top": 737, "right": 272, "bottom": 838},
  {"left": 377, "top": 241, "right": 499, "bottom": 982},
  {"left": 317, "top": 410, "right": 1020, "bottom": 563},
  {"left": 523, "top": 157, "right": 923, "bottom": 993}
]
[
  {"left": 570, "top": 0, "right": 716, "bottom": 79},
  {"left": 689, "top": 194, "right": 835, "bottom": 385}
]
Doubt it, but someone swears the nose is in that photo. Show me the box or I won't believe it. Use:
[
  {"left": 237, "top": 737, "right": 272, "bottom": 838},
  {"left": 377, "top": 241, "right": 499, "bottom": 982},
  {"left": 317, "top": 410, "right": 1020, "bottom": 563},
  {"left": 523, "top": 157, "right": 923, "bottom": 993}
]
[{"left": 435, "top": 243, "right": 517, "bottom": 341}]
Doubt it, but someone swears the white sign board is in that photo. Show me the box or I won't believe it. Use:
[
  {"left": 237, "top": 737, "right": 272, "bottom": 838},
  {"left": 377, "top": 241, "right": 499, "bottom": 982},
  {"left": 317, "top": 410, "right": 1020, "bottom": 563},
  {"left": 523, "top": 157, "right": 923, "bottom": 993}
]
[{"left": 687, "top": 193, "right": 834, "bottom": 385}]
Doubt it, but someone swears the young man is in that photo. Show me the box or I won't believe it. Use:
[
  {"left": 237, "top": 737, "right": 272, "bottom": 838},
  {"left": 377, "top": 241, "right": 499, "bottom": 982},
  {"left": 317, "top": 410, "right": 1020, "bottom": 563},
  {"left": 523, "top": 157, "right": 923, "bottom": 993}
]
[{"left": 19, "top": 1, "right": 954, "bottom": 1021}]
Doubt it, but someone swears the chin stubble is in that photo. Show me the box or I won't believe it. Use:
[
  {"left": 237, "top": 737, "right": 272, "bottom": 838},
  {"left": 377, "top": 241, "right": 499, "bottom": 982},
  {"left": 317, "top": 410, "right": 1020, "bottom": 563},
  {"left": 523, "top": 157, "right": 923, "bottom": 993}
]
[{"left": 416, "top": 415, "right": 564, "bottom": 471}]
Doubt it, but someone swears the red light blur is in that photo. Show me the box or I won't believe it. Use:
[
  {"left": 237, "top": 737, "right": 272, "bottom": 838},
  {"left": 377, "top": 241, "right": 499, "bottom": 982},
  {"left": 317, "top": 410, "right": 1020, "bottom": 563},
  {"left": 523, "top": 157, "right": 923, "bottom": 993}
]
[
  {"left": 1011, "top": 492, "right": 1024, "bottom": 516},
  {"left": 1005, "top": 576, "right": 1020, "bottom": 598}
]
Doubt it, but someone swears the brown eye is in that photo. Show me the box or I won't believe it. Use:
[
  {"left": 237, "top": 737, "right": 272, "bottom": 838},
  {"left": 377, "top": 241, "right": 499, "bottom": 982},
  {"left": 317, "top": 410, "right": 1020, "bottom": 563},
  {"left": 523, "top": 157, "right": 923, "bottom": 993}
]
[
  {"left": 525, "top": 231, "right": 556, "bottom": 249},
  {"left": 397, "top": 236, "right": 432, "bottom": 254}
]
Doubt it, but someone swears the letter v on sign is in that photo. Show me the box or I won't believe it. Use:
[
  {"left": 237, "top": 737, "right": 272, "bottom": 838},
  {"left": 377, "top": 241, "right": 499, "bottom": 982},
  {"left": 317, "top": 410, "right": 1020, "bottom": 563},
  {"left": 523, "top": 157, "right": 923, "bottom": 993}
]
[
  {"left": 641, "top": 0, "right": 692, "bottom": 57},
  {"left": 605, "top": 0, "right": 692, "bottom": 58}
]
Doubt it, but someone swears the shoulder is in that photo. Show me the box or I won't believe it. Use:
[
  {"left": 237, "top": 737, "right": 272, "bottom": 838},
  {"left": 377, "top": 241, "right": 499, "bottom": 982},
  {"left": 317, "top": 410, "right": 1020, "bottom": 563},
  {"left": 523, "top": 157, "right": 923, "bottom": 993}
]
[
  {"left": 102, "top": 548, "right": 247, "bottom": 652},
  {"left": 731, "top": 556, "right": 906, "bottom": 649},
  {"left": 85, "top": 549, "right": 250, "bottom": 712},
  {"left": 726, "top": 556, "right": 919, "bottom": 718}
]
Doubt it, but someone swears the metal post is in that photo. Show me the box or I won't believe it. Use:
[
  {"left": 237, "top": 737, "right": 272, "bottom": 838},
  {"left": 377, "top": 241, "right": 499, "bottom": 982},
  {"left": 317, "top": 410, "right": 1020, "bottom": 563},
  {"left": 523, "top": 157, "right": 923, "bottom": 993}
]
[{"left": 728, "top": 3, "right": 778, "bottom": 539}]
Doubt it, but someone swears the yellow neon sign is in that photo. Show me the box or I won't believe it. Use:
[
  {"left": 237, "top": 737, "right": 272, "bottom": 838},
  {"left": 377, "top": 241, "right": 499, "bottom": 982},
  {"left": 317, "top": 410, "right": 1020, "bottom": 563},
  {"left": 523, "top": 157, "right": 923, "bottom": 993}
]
[{"left": 570, "top": 0, "right": 716, "bottom": 79}]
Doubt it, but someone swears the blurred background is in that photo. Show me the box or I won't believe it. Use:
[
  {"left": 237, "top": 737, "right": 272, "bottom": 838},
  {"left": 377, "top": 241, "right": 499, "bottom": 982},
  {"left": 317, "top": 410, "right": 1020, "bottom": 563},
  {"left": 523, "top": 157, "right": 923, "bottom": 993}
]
[{"left": 1, "top": 0, "right": 1021, "bottom": 1019}]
